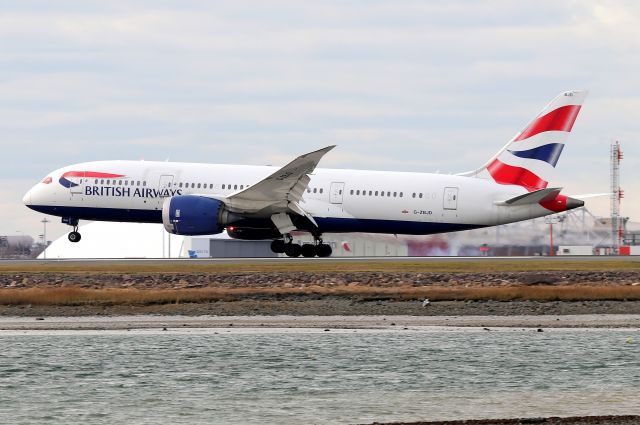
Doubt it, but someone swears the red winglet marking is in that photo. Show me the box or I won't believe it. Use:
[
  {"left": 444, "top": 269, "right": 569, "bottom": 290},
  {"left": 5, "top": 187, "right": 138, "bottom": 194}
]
[
  {"left": 487, "top": 159, "right": 548, "bottom": 192},
  {"left": 514, "top": 105, "right": 581, "bottom": 142}
]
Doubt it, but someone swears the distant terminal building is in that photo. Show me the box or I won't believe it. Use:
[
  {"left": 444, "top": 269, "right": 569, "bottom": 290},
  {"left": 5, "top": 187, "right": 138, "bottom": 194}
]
[{"left": 37, "top": 207, "right": 639, "bottom": 259}]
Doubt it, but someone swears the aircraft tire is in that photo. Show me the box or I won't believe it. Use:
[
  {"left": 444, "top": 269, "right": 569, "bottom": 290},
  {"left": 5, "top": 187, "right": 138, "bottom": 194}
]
[
  {"left": 317, "top": 243, "right": 332, "bottom": 257},
  {"left": 301, "top": 244, "right": 316, "bottom": 258},
  {"left": 68, "top": 231, "right": 81, "bottom": 243},
  {"left": 270, "top": 239, "right": 285, "bottom": 254},
  {"left": 284, "top": 243, "right": 302, "bottom": 258}
]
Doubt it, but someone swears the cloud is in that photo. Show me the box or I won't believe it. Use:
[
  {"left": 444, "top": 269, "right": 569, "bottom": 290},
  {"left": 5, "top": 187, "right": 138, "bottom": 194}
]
[{"left": 1, "top": 0, "right": 639, "bottom": 240}]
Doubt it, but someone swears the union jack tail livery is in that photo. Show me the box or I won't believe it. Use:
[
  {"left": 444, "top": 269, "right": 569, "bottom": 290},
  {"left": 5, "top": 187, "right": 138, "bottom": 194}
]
[{"left": 465, "top": 90, "right": 587, "bottom": 191}]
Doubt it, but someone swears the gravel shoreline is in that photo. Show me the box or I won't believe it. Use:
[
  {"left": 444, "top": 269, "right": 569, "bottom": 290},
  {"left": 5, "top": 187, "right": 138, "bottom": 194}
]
[
  {"left": 2, "top": 313, "right": 640, "bottom": 330},
  {"left": 2, "top": 299, "right": 640, "bottom": 319}
]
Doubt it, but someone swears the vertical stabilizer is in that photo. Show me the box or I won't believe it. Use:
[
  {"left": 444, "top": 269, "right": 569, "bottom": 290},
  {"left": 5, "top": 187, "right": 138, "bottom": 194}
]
[{"left": 461, "top": 90, "right": 587, "bottom": 191}]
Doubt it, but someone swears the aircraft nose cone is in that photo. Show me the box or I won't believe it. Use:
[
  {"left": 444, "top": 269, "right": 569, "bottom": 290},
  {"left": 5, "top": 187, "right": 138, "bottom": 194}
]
[{"left": 22, "top": 189, "right": 32, "bottom": 205}]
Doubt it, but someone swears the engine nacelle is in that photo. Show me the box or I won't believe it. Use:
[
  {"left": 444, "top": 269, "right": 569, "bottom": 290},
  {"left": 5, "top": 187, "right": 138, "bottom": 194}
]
[{"left": 162, "top": 195, "right": 226, "bottom": 236}]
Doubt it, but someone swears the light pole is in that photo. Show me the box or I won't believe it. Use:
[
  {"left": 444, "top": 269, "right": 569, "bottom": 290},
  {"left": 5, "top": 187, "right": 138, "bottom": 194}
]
[
  {"left": 41, "top": 218, "right": 50, "bottom": 259},
  {"left": 544, "top": 216, "right": 560, "bottom": 256}
]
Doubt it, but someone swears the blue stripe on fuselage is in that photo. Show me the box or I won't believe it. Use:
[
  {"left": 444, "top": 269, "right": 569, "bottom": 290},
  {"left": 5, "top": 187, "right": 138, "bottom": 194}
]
[
  {"left": 314, "top": 217, "right": 482, "bottom": 235},
  {"left": 27, "top": 205, "right": 163, "bottom": 223},
  {"left": 26, "top": 205, "right": 485, "bottom": 235},
  {"left": 508, "top": 143, "right": 564, "bottom": 167}
]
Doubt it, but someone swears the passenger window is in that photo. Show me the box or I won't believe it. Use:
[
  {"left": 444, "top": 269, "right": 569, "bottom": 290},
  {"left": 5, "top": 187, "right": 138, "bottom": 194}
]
[
  {"left": 94, "top": 179, "right": 98, "bottom": 184},
  {"left": 350, "top": 190, "right": 354, "bottom": 195},
  {"left": 381, "top": 191, "right": 384, "bottom": 197},
  {"left": 100, "top": 179, "right": 104, "bottom": 184},
  {"left": 179, "top": 183, "right": 183, "bottom": 188},
  {"left": 393, "top": 192, "right": 397, "bottom": 197},
  {"left": 191, "top": 183, "right": 195, "bottom": 188},
  {"left": 313, "top": 188, "right": 317, "bottom": 193},
  {"left": 387, "top": 191, "right": 391, "bottom": 197},
  {"left": 419, "top": 193, "right": 423, "bottom": 198},
  {"left": 356, "top": 190, "right": 360, "bottom": 195},
  {"left": 400, "top": 192, "right": 403, "bottom": 197},
  {"left": 222, "top": 184, "right": 226, "bottom": 189},
  {"left": 197, "top": 183, "right": 201, "bottom": 188},
  {"left": 412, "top": 193, "right": 416, "bottom": 198},
  {"left": 375, "top": 191, "right": 378, "bottom": 196},
  {"left": 118, "top": 180, "right": 122, "bottom": 185},
  {"left": 319, "top": 188, "right": 323, "bottom": 194},
  {"left": 368, "top": 191, "right": 372, "bottom": 196},
  {"left": 234, "top": 185, "right": 238, "bottom": 190},
  {"left": 210, "top": 184, "right": 214, "bottom": 189},
  {"left": 143, "top": 181, "right": 147, "bottom": 186}
]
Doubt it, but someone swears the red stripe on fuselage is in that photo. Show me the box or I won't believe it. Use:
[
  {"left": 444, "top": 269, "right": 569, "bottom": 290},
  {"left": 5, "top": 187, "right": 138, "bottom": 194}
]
[
  {"left": 487, "top": 159, "right": 548, "bottom": 192},
  {"left": 514, "top": 105, "right": 581, "bottom": 142},
  {"left": 62, "top": 171, "right": 125, "bottom": 178}
]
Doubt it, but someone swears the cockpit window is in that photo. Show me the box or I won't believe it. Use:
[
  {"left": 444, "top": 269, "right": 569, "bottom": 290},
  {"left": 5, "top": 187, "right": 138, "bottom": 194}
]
[{"left": 41, "top": 176, "right": 52, "bottom": 184}]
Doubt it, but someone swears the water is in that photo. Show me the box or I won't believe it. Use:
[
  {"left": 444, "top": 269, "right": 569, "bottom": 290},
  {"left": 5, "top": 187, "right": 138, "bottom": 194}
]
[{"left": 1, "top": 327, "right": 639, "bottom": 425}]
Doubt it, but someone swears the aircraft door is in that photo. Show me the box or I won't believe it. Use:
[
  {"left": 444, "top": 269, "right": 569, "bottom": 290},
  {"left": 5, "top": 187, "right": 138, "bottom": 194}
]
[
  {"left": 159, "top": 175, "right": 174, "bottom": 192},
  {"left": 330, "top": 182, "right": 345, "bottom": 204},
  {"left": 69, "top": 171, "right": 85, "bottom": 200},
  {"left": 443, "top": 187, "right": 458, "bottom": 210},
  {"left": 442, "top": 187, "right": 459, "bottom": 223},
  {"left": 157, "top": 175, "right": 175, "bottom": 208}
]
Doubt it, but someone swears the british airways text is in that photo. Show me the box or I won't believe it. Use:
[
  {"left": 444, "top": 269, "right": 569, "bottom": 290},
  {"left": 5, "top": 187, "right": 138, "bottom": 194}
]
[{"left": 84, "top": 186, "right": 183, "bottom": 198}]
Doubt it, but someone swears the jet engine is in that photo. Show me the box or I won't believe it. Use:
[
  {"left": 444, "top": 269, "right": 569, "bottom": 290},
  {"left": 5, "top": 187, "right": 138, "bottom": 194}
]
[{"left": 162, "top": 195, "right": 227, "bottom": 236}]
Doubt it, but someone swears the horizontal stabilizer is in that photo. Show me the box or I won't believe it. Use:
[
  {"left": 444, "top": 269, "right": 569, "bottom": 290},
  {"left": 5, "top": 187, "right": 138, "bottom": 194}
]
[{"left": 495, "top": 187, "right": 562, "bottom": 206}]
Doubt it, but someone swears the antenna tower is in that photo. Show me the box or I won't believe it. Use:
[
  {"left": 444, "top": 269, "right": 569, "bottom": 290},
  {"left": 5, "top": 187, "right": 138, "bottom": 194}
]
[{"left": 610, "top": 141, "right": 623, "bottom": 254}]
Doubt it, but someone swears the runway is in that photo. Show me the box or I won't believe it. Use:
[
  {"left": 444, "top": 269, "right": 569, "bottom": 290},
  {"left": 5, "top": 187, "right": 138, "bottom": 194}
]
[{"left": 2, "top": 255, "right": 639, "bottom": 268}]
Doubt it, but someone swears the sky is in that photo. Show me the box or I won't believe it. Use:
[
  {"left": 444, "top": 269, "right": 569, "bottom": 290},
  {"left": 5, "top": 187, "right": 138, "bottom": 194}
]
[{"left": 1, "top": 0, "right": 638, "bottom": 242}]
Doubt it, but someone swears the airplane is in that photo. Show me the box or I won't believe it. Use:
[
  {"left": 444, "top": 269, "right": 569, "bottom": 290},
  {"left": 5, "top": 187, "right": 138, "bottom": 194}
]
[{"left": 24, "top": 90, "right": 587, "bottom": 257}]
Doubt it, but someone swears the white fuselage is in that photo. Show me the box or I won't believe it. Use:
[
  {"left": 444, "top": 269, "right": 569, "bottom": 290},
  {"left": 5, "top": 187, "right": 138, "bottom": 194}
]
[{"left": 24, "top": 160, "right": 560, "bottom": 236}]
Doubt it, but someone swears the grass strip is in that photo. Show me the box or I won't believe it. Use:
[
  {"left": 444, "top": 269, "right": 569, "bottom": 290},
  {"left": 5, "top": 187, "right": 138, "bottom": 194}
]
[{"left": 1, "top": 285, "right": 639, "bottom": 306}]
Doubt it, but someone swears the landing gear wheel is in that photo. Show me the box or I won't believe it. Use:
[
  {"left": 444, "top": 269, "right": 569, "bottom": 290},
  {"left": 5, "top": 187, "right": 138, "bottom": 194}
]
[
  {"left": 317, "top": 243, "right": 332, "bottom": 257},
  {"left": 301, "top": 244, "right": 317, "bottom": 258},
  {"left": 68, "top": 231, "right": 81, "bottom": 243},
  {"left": 284, "top": 243, "right": 302, "bottom": 258},
  {"left": 270, "top": 239, "right": 285, "bottom": 254}
]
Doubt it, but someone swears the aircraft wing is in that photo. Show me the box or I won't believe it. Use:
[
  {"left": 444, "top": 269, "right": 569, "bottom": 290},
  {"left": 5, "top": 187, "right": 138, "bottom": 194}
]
[{"left": 222, "top": 145, "right": 335, "bottom": 216}]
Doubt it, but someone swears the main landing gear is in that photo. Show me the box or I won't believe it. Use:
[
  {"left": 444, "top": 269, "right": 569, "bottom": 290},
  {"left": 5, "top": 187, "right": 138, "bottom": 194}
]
[
  {"left": 270, "top": 235, "right": 332, "bottom": 258},
  {"left": 63, "top": 217, "right": 81, "bottom": 243}
]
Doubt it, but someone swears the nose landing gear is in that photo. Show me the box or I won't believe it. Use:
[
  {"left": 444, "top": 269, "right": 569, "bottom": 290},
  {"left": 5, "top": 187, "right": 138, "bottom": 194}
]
[
  {"left": 68, "top": 229, "right": 81, "bottom": 243},
  {"left": 62, "top": 217, "right": 81, "bottom": 243}
]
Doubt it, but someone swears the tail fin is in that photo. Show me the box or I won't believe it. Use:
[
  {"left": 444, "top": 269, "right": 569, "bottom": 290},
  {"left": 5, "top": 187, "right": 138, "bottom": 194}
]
[{"left": 462, "top": 90, "right": 587, "bottom": 191}]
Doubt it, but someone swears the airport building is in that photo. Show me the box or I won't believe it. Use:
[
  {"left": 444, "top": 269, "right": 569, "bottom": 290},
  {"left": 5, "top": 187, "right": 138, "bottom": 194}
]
[{"left": 32, "top": 206, "right": 639, "bottom": 259}]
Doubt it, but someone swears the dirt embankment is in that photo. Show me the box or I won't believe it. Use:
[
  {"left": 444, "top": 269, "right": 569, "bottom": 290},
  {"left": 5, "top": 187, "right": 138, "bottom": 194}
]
[
  {"left": 2, "top": 270, "right": 640, "bottom": 289},
  {"left": 1, "top": 269, "right": 640, "bottom": 317}
]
